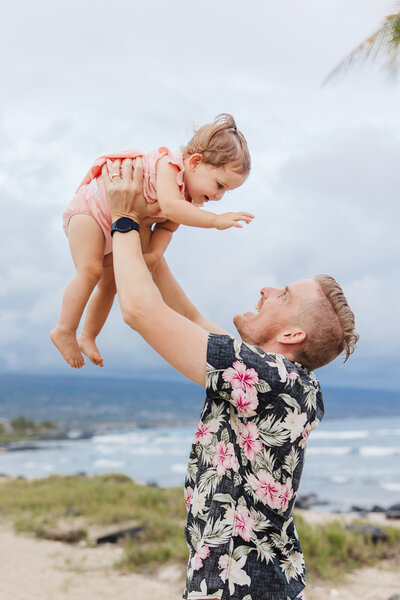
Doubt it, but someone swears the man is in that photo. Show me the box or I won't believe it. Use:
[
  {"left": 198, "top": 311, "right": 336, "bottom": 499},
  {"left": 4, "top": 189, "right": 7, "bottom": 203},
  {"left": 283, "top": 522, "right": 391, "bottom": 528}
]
[{"left": 103, "top": 159, "right": 358, "bottom": 600}]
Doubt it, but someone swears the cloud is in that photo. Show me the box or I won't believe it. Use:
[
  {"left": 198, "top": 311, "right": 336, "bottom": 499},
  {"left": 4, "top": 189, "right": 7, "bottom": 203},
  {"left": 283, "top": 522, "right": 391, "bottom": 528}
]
[{"left": 0, "top": 0, "right": 399, "bottom": 388}]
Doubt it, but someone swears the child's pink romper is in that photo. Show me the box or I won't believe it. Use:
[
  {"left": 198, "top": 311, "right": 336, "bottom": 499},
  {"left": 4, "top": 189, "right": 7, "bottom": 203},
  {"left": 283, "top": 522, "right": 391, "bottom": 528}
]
[{"left": 63, "top": 148, "right": 185, "bottom": 255}]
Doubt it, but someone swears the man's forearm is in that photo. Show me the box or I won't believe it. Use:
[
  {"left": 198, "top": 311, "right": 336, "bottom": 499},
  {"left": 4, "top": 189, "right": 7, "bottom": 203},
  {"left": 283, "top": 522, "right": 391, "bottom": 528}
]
[{"left": 112, "top": 230, "right": 161, "bottom": 329}]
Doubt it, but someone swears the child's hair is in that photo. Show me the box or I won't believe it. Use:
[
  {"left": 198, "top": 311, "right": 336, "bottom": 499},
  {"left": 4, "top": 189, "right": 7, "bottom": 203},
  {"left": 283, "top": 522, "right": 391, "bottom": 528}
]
[{"left": 182, "top": 113, "right": 251, "bottom": 175}]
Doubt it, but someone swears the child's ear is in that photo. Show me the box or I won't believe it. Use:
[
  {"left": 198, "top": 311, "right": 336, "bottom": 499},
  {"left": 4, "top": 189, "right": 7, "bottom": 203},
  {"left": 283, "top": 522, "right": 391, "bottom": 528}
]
[{"left": 188, "top": 153, "right": 203, "bottom": 170}]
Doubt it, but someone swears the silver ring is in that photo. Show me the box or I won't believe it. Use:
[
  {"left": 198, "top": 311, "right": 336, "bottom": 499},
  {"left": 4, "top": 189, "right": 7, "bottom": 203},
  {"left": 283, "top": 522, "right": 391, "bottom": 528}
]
[{"left": 111, "top": 173, "right": 121, "bottom": 179}]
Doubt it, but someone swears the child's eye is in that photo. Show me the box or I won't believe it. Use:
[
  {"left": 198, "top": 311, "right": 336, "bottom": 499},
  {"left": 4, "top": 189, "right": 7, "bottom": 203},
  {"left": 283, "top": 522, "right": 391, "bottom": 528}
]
[{"left": 217, "top": 183, "right": 224, "bottom": 190}]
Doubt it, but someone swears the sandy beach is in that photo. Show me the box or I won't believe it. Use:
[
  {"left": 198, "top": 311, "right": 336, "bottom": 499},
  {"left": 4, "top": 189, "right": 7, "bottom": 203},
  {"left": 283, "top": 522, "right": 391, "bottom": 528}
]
[{"left": 1, "top": 512, "right": 399, "bottom": 600}]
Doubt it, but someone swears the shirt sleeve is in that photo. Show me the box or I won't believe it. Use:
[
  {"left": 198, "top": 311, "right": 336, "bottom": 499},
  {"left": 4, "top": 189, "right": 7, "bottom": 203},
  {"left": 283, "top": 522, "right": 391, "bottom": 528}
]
[{"left": 205, "top": 333, "right": 322, "bottom": 421}]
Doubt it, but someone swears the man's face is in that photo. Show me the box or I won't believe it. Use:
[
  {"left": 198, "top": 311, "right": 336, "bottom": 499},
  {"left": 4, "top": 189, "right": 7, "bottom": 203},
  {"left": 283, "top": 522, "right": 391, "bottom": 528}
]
[{"left": 233, "top": 279, "right": 321, "bottom": 349}]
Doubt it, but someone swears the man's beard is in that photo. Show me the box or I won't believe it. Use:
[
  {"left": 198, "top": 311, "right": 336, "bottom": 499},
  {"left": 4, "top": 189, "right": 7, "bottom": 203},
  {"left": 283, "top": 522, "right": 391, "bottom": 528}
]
[{"left": 233, "top": 313, "right": 275, "bottom": 347}]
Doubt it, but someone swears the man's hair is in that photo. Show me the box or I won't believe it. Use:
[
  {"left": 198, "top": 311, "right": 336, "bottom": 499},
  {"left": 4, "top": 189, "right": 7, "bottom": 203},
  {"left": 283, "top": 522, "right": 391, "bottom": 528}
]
[
  {"left": 182, "top": 113, "right": 251, "bottom": 175},
  {"left": 294, "top": 274, "right": 359, "bottom": 371}
]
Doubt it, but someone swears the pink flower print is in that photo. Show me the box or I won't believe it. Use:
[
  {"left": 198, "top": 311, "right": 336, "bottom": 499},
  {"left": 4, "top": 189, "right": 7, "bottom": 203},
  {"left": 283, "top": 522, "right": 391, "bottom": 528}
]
[
  {"left": 193, "top": 544, "right": 210, "bottom": 571},
  {"left": 194, "top": 419, "right": 219, "bottom": 446},
  {"left": 299, "top": 419, "right": 319, "bottom": 449},
  {"left": 279, "top": 477, "right": 294, "bottom": 512},
  {"left": 231, "top": 386, "right": 259, "bottom": 418},
  {"left": 212, "top": 441, "right": 239, "bottom": 476},
  {"left": 222, "top": 361, "right": 259, "bottom": 391},
  {"left": 288, "top": 371, "right": 299, "bottom": 381},
  {"left": 184, "top": 486, "right": 193, "bottom": 511},
  {"left": 247, "top": 469, "right": 282, "bottom": 509},
  {"left": 238, "top": 422, "right": 263, "bottom": 461},
  {"left": 233, "top": 505, "right": 256, "bottom": 542}
]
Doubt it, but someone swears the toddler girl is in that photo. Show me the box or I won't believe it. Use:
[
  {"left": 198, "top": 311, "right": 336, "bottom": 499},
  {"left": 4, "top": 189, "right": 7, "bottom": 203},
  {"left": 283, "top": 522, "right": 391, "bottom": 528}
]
[{"left": 50, "top": 113, "right": 253, "bottom": 368}]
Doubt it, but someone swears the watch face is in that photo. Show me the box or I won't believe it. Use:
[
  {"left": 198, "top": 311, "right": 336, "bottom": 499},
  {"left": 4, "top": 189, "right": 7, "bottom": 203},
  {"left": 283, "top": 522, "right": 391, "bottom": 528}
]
[{"left": 117, "top": 217, "right": 134, "bottom": 232}]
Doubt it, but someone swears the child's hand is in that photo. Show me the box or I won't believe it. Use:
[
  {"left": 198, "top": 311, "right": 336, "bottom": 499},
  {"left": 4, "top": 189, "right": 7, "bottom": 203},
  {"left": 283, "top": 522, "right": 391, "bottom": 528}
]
[{"left": 215, "top": 212, "right": 254, "bottom": 230}]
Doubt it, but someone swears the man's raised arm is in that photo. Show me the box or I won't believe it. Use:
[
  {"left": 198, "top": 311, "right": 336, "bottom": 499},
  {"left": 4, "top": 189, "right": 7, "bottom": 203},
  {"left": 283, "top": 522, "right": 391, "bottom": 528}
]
[{"left": 102, "top": 158, "right": 210, "bottom": 387}]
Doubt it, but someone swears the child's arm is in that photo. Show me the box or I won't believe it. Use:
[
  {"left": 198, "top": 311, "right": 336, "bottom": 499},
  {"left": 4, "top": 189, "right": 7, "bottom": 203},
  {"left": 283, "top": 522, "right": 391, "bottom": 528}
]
[
  {"left": 156, "top": 157, "right": 253, "bottom": 229},
  {"left": 152, "top": 257, "right": 229, "bottom": 335},
  {"left": 143, "top": 221, "right": 179, "bottom": 273}
]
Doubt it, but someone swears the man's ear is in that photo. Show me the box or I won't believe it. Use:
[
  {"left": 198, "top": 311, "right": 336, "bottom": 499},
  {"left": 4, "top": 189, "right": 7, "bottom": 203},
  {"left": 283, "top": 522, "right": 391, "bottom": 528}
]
[
  {"left": 276, "top": 329, "right": 306, "bottom": 345},
  {"left": 188, "top": 153, "right": 203, "bottom": 170}
]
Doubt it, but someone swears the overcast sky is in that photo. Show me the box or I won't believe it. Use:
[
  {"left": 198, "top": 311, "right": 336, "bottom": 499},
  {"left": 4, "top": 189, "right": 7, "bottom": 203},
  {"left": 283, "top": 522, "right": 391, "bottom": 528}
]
[{"left": 1, "top": 0, "right": 399, "bottom": 390}]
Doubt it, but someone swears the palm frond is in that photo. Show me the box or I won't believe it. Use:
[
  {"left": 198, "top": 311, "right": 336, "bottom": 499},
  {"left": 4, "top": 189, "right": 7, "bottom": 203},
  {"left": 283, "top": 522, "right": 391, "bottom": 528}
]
[{"left": 324, "top": 11, "right": 400, "bottom": 83}]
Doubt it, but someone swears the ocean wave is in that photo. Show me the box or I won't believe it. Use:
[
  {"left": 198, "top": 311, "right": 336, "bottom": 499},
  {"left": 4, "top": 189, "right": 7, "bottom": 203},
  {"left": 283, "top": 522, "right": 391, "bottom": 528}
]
[
  {"left": 171, "top": 463, "right": 187, "bottom": 474},
  {"left": 307, "top": 447, "right": 352, "bottom": 456},
  {"left": 380, "top": 482, "right": 400, "bottom": 492},
  {"left": 312, "top": 430, "right": 368, "bottom": 440},
  {"left": 330, "top": 476, "right": 350, "bottom": 484},
  {"left": 359, "top": 446, "right": 400, "bottom": 457},
  {"left": 94, "top": 459, "right": 126, "bottom": 468}
]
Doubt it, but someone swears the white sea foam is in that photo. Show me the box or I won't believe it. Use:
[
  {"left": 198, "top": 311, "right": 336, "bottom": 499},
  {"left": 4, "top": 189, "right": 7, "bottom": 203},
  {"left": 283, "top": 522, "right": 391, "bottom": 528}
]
[
  {"left": 92, "top": 433, "right": 150, "bottom": 445},
  {"left": 171, "top": 463, "right": 187, "bottom": 474},
  {"left": 330, "top": 476, "right": 350, "bottom": 484},
  {"left": 359, "top": 447, "right": 400, "bottom": 457},
  {"left": 312, "top": 430, "right": 368, "bottom": 440},
  {"left": 42, "top": 464, "right": 55, "bottom": 472},
  {"left": 307, "top": 447, "right": 351, "bottom": 456},
  {"left": 22, "top": 461, "right": 38, "bottom": 469},
  {"left": 94, "top": 459, "right": 125, "bottom": 468},
  {"left": 380, "top": 482, "right": 400, "bottom": 492}
]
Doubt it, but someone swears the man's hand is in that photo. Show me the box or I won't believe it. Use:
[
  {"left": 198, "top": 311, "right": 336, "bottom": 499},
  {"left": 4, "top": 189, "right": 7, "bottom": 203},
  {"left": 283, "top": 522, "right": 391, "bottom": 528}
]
[
  {"left": 101, "top": 158, "right": 155, "bottom": 222},
  {"left": 215, "top": 212, "right": 254, "bottom": 230}
]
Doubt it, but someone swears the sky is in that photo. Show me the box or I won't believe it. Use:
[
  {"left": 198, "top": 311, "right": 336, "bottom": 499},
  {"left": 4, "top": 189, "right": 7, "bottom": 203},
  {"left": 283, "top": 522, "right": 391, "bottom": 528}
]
[{"left": 0, "top": 0, "right": 399, "bottom": 390}]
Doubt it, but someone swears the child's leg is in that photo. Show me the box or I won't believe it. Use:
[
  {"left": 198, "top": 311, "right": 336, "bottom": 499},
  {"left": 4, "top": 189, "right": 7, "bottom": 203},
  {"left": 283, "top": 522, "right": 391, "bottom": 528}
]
[
  {"left": 50, "top": 214, "right": 105, "bottom": 368},
  {"left": 77, "top": 253, "right": 116, "bottom": 367}
]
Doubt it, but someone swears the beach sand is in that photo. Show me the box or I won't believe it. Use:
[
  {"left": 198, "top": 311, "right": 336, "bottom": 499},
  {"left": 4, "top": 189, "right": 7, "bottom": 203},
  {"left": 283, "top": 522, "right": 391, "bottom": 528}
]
[{"left": 0, "top": 514, "right": 399, "bottom": 600}]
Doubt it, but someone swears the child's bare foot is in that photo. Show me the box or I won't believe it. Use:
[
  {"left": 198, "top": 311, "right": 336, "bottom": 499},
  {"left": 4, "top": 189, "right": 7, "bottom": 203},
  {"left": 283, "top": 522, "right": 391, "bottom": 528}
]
[
  {"left": 50, "top": 326, "right": 86, "bottom": 369},
  {"left": 77, "top": 333, "right": 104, "bottom": 367}
]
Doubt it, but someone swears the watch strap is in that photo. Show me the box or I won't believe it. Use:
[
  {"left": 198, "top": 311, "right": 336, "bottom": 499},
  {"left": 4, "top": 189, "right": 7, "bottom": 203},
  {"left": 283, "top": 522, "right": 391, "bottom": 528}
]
[{"left": 111, "top": 217, "right": 140, "bottom": 236}]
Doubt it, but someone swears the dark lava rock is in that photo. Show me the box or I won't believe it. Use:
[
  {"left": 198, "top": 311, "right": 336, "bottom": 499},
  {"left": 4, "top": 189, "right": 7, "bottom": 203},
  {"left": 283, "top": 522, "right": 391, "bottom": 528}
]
[
  {"left": 370, "top": 505, "right": 386, "bottom": 513},
  {"left": 351, "top": 505, "right": 367, "bottom": 512},
  {"left": 346, "top": 524, "right": 388, "bottom": 543},
  {"left": 45, "top": 529, "right": 87, "bottom": 543},
  {"left": 295, "top": 494, "right": 327, "bottom": 510},
  {"left": 96, "top": 526, "right": 144, "bottom": 544},
  {"left": 386, "top": 510, "right": 400, "bottom": 519}
]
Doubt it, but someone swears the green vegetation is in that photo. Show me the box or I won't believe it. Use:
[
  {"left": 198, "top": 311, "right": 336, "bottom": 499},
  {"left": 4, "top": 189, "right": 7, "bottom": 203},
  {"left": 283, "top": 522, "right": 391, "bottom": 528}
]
[
  {"left": 0, "top": 474, "right": 188, "bottom": 571},
  {"left": 0, "top": 416, "right": 58, "bottom": 442},
  {"left": 296, "top": 514, "right": 400, "bottom": 580},
  {"left": 0, "top": 474, "right": 399, "bottom": 578}
]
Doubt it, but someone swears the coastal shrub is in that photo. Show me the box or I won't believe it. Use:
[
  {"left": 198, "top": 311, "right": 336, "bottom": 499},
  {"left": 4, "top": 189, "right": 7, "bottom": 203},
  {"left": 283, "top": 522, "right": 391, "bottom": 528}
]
[
  {"left": 0, "top": 477, "right": 399, "bottom": 579},
  {"left": 294, "top": 513, "right": 400, "bottom": 579}
]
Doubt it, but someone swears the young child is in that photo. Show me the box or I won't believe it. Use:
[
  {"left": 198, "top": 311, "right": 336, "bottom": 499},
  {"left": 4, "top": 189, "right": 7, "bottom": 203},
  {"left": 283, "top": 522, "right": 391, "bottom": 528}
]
[{"left": 50, "top": 113, "right": 253, "bottom": 369}]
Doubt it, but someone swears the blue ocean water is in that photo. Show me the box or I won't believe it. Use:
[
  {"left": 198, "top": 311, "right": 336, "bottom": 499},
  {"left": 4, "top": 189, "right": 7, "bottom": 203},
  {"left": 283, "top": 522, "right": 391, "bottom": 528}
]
[{"left": 1, "top": 415, "right": 400, "bottom": 511}]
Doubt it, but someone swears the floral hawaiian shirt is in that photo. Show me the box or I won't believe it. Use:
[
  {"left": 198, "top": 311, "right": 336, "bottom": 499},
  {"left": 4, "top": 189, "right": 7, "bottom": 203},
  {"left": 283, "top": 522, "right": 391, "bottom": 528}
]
[{"left": 183, "top": 334, "right": 324, "bottom": 600}]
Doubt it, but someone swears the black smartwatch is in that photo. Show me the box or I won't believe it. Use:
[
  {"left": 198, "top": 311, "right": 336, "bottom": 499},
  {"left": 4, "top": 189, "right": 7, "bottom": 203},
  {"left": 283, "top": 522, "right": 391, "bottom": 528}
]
[{"left": 111, "top": 217, "right": 140, "bottom": 236}]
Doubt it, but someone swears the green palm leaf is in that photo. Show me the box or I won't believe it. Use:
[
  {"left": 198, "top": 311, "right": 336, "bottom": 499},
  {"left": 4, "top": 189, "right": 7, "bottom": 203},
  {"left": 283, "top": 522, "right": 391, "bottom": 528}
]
[{"left": 325, "top": 10, "right": 400, "bottom": 82}]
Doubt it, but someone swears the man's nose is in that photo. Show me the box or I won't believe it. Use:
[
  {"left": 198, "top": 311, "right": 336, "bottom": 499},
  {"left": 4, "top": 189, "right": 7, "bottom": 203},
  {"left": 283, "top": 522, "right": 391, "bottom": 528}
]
[{"left": 260, "top": 287, "right": 279, "bottom": 298}]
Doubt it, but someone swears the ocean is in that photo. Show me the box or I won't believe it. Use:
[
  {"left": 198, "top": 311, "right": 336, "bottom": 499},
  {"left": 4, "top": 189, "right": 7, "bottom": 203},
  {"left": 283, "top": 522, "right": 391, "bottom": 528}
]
[{"left": 1, "top": 415, "right": 400, "bottom": 512}]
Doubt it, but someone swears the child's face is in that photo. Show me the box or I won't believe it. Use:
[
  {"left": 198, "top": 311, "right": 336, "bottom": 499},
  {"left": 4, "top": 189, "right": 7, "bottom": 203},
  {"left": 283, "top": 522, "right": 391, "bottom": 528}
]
[{"left": 184, "top": 155, "right": 247, "bottom": 207}]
